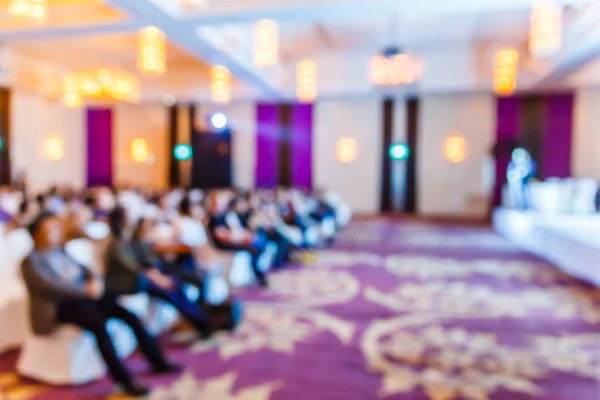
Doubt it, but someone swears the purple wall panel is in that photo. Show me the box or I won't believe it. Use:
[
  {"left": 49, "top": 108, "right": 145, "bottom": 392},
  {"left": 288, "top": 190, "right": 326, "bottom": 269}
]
[
  {"left": 290, "top": 103, "right": 313, "bottom": 190},
  {"left": 542, "top": 94, "right": 573, "bottom": 179},
  {"left": 255, "top": 104, "right": 280, "bottom": 188},
  {"left": 494, "top": 97, "right": 521, "bottom": 206},
  {"left": 86, "top": 108, "right": 113, "bottom": 187}
]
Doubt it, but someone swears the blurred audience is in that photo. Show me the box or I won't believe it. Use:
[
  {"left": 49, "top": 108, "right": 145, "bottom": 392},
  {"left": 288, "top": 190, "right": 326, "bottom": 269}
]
[
  {"left": 0, "top": 183, "right": 351, "bottom": 396},
  {"left": 21, "top": 212, "right": 177, "bottom": 396}
]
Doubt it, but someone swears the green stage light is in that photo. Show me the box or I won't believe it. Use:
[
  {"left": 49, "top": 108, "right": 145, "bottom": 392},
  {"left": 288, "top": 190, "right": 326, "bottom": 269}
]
[
  {"left": 389, "top": 143, "right": 409, "bottom": 161},
  {"left": 174, "top": 144, "right": 192, "bottom": 161}
]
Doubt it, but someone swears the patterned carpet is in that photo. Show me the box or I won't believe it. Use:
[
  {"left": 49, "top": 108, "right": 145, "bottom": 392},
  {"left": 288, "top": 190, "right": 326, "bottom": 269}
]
[{"left": 2, "top": 218, "right": 600, "bottom": 399}]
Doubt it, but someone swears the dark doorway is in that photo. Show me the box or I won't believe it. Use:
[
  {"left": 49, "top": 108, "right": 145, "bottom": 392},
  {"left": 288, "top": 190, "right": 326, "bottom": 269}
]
[
  {"left": 0, "top": 89, "right": 10, "bottom": 185},
  {"left": 404, "top": 98, "right": 419, "bottom": 213},
  {"left": 191, "top": 129, "right": 232, "bottom": 189}
]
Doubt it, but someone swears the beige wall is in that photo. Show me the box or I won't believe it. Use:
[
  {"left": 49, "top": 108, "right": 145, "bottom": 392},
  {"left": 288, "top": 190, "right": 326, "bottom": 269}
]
[
  {"left": 418, "top": 93, "right": 496, "bottom": 217},
  {"left": 9, "top": 92, "right": 497, "bottom": 219},
  {"left": 112, "top": 103, "right": 169, "bottom": 190},
  {"left": 11, "top": 91, "right": 86, "bottom": 193},
  {"left": 573, "top": 88, "right": 600, "bottom": 181},
  {"left": 313, "top": 98, "right": 383, "bottom": 214}
]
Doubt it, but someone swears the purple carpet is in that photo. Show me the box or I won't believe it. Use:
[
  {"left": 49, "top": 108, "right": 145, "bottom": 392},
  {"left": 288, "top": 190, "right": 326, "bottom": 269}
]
[{"left": 3, "top": 219, "right": 600, "bottom": 399}]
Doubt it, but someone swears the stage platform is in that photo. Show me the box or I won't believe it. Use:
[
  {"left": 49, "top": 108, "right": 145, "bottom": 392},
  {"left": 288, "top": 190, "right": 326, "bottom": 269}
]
[{"left": 493, "top": 208, "right": 600, "bottom": 286}]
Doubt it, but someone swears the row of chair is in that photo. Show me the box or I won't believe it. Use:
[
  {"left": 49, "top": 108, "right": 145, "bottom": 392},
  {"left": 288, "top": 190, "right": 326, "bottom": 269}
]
[{"left": 0, "top": 221, "right": 264, "bottom": 385}]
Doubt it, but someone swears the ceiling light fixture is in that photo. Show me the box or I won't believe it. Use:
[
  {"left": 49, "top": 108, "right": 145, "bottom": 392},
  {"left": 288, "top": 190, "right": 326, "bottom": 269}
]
[
  {"left": 494, "top": 48, "right": 519, "bottom": 95},
  {"left": 297, "top": 60, "right": 317, "bottom": 103},
  {"left": 370, "top": 47, "right": 422, "bottom": 86},
  {"left": 62, "top": 69, "right": 140, "bottom": 107},
  {"left": 529, "top": 1, "right": 562, "bottom": 57},
  {"left": 254, "top": 19, "right": 279, "bottom": 67},
  {"left": 9, "top": 0, "right": 47, "bottom": 21},
  {"left": 178, "top": 0, "right": 209, "bottom": 6},
  {"left": 210, "top": 65, "right": 231, "bottom": 103},
  {"left": 138, "top": 26, "right": 167, "bottom": 76}
]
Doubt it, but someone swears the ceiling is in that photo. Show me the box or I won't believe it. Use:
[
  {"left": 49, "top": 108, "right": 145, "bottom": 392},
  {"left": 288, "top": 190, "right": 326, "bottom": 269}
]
[{"left": 0, "top": 0, "right": 599, "bottom": 103}]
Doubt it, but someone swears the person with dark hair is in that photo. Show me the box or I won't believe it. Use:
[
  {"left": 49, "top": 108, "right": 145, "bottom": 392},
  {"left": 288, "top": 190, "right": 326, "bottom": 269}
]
[
  {"left": 133, "top": 213, "right": 243, "bottom": 332},
  {"left": 207, "top": 191, "right": 270, "bottom": 287},
  {"left": 104, "top": 207, "right": 215, "bottom": 337},
  {"left": 35, "top": 194, "right": 46, "bottom": 212},
  {"left": 21, "top": 212, "right": 177, "bottom": 397},
  {"left": 132, "top": 216, "right": 207, "bottom": 299}
]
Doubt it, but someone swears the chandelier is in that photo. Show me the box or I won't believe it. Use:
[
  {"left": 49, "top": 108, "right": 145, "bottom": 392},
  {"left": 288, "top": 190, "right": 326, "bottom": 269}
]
[
  {"left": 529, "top": 1, "right": 562, "bottom": 57},
  {"left": 178, "top": 0, "right": 209, "bottom": 7},
  {"left": 494, "top": 48, "right": 519, "bottom": 95},
  {"left": 370, "top": 48, "right": 422, "bottom": 86},
  {"left": 254, "top": 19, "right": 279, "bottom": 67},
  {"left": 9, "top": 0, "right": 47, "bottom": 20},
  {"left": 210, "top": 65, "right": 231, "bottom": 103},
  {"left": 62, "top": 68, "right": 140, "bottom": 107},
  {"left": 297, "top": 60, "right": 317, "bottom": 102},
  {"left": 138, "top": 26, "right": 167, "bottom": 76}
]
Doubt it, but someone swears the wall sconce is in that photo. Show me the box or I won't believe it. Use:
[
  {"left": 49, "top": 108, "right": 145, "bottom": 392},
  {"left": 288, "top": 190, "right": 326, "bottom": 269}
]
[
  {"left": 445, "top": 135, "right": 466, "bottom": 163},
  {"left": 44, "top": 136, "right": 64, "bottom": 161},
  {"left": 130, "top": 138, "right": 149, "bottom": 163},
  {"left": 336, "top": 137, "right": 357, "bottom": 163}
]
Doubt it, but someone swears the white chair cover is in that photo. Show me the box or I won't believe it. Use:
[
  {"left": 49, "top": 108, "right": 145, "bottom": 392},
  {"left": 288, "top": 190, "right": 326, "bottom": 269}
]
[
  {"left": 0, "top": 192, "right": 20, "bottom": 217},
  {"left": 571, "top": 178, "right": 598, "bottom": 214},
  {"left": 228, "top": 251, "right": 254, "bottom": 287},
  {"left": 335, "top": 204, "right": 352, "bottom": 228},
  {"left": 65, "top": 238, "right": 98, "bottom": 272},
  {"left": 84, "top": 221, "right": 110, "bottom": 241},
  {"left": 17, "top": 320, "right": 138, "bottom": 386},
  {"left": 0, "top": 228, "right": 33, "bottom": 354},
  {"left": 3, "top": 228, "right": 34, "bottom": 277},
  {"left": 258, "top": 242, "right": 278, "bottom": 272},
  {"left": 320, "top": 216, "right": 337, "bottom": 239}
]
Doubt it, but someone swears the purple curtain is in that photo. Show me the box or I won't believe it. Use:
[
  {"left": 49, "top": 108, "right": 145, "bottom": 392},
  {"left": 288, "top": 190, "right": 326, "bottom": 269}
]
[
  {"left": 542, "top": 94, "right": 573, "bottom": 179},
  {"left": 86, "top": 108, "right": 113, "bottom": 187},
  {"left": 494, "top": 97, "right": 521, "bottom": 206},
  {"left": 255, "top": 104, "right": 279, "bottom": 188},
  {"left": 290, "top": 103, "right": 313, "bottom": 190}
]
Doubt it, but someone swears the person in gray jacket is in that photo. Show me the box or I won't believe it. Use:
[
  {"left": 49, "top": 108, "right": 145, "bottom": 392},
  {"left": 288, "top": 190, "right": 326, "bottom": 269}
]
[{"left": 21, "top": 212, "right": 179, "bottom": 397}]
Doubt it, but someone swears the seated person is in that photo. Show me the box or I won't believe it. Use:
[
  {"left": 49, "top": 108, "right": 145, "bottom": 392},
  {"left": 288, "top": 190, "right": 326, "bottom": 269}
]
[
  {"left": 231, "top": 195, "right": 253, "bottom": 229},
  {"left": 21, "top": 212, "right": 178, "bottom": 397},
  {"left": 104, "top": 207, "right": 214, "bottom": 337},
  {"left": 279, "top": 189, "right": 322, "bottom": 247},
  {"left": 133, "top": 215, "right": 208, "bottom": 302},
  {"left": 207, "top": 190, "right": 269, "bottom": 287},
  {"left": 240, "top": 194, "right": 294, "bottom": 266},
  {"left": 134, "top": 212, "right": 242, "bottom": 331},
  {"left": 16, "top": 198, "right": 40, "bottom": 228}
]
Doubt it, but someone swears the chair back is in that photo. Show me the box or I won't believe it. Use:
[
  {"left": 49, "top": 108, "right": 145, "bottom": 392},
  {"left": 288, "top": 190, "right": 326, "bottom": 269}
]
[
  {"left": 65, "top": 238, "right": 97, "bottom": 271},
  {"left": 3, "top": 228, "right": 34, "bottom": 277},
  {"left": 84, "top": 221, "right": 110, "bottom": 240},
  {"left": 572, "top": 178, "right": 598, "bottom": 214}
]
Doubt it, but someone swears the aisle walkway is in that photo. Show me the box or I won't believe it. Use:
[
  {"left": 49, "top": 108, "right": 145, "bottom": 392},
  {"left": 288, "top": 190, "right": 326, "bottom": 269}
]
[{"left": 2, "top": 219, "right": 600, "bottom": 399}]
